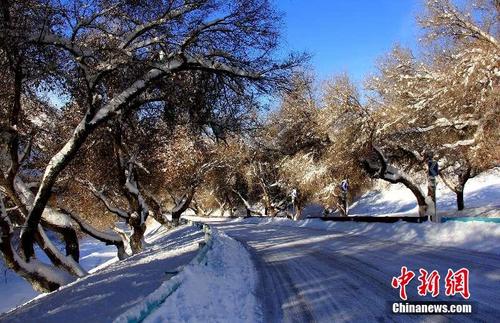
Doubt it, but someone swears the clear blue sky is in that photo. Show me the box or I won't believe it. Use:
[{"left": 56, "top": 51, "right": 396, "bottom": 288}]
[{"left": 275, "top": 0, "right": 422, "bottom": 83}]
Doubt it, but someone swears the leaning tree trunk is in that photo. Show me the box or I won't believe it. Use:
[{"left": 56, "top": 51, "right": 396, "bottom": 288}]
[
  {"left": 171, "top": 188, "right": 195, "bottom": 225},
  {"left": 64, "top": 209, "right": 128, "bottom": 260},
  {"left": 456, "top": 168, "right": 471, "bottom": 211},
  {"left": 440, "top": 166, "right": 471, "bottom": 211},
  {"left": 1, "top": 195, "right": 74, "bottom": 292},
  {"left": 363, "top": 146, "right": 429, "bottom": 218}
]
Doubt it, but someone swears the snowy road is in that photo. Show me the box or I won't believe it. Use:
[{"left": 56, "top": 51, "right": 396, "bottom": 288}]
[{"left": 215, "top": 221, "right": 500, "bottom": 323}]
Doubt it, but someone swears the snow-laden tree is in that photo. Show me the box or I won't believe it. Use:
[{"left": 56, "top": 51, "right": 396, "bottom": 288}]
[
  {"left": 143, "top": 124, "right": 213, "bottom": 224},
  {"left": 196, "top": 137, "right": 251, "bottom": 217},
  {"left": 418, "top": 0, "right": 499, "bottom": 209},
  {"left": 317, "top": 74, "right": 374, "bottom": 215},
  {"left": 248, "top": 73, "right": 372, "bottom": 219},
  {"left": 365, "top": 0, "right": 499, "bottom": 212},
  {"left": 261, "top": 73, "right": 330, "bottom": 220},
  {"left": 0, "top": 0, "right": 304, "bottom": 291}
]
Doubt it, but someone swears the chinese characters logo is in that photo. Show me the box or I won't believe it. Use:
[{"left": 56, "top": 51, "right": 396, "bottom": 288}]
[{"left": 392, "top": 267, "right": 470, "bottom": 300}]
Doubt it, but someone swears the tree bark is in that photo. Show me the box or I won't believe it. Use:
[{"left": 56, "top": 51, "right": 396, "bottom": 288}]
[
  {"left": 129, "top": 213, "right": 146, "bottom": 254},
  {"left": 363, "top": 146, "right": 428, "bottom": 217},
  {"left": 1, "top": 195, "right": 73, "bottom": 292},
  {"left": 64, "top": 209, "right": 128, "bottom": 260},
  {"left": 171, "top": 187, "right": 195, "bottom": 224},
  {"left": 457, "top": 190, "right": 465, "bottom": 211},
  {"left": 456, "top": 167, "right": 471, "bottom": 211}
]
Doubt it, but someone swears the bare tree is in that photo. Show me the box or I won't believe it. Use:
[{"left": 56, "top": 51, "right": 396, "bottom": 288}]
[{"left": 1, "top": 0, "right": 304, "bottom": 291}]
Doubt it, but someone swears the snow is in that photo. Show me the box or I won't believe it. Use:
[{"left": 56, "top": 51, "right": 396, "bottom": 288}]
[
  {"left": 1, "top": 169, "right": 498, "bottom": 317},
  {"left": 0, "top": 237, "right": 117, "bottom": 314},
  {"left": 347, "top": 167, "right": 500, "bottom": 217},
  {"left": 116, "top": 227, "right": 261, "bottom": 323},
  {"left": 239, "top": 216, "right": 500, "bottom": 255},
  {"left": 223, "top": 169, "right": 500, "bottom": 255},
  {"left": 42, "top": 208, "right": 76, "bottom": 228},
  {"left": 1, "top": 224, "right": 204, "bottom": 321}
]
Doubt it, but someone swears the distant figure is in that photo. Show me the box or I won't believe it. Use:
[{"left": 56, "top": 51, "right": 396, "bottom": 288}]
[
  {"left": 427, "top": 157, "right": 439, "bottom": 177},
  {"left": 290, "top": 188, "right": 297, "bottom": 204},
  {"left": 340, "top": 179, "right": 349, "bottom": 216},
  {"left": 340, "top": 179, "right": 349, "bottom": 193}
]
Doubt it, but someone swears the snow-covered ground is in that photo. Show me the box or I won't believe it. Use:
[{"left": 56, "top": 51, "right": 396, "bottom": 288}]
[
  {"left": 0, "top": 224, "right": 205, "bottom": 322},
  {"left": 116, "top": 227, "right": 261, "bottom": 323},
  {"left": 2, "top": 169, "right": 498, "bottom": 318},
  {"left": 0, "top": 237, "right": 117, "bottom": 314},
  {"left": 237, "top": 216, "right": 500, "bottom": 255},
  {"left": 348, "top": 167, "right": 500, "bottom": 217},
  {"left": 0, "top": 218, "right": 174, "bottom": 315}
]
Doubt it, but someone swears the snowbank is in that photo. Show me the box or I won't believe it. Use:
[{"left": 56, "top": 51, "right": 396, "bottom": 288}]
[
  {"left": 239, "top": 217, "right": 500, "bottom": 255},
  {"left": 116, "top": 227, "right": 261, "bottom": 323},
  {"left": 349, "top": 168, "right": 500, "bottom": 216},
  {"left": 0, "top": 237, "right": 118, "bottom": 314}
]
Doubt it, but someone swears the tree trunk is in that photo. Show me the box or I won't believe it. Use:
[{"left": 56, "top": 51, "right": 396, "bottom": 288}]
[
  {"left": 1, "top": 195, "right": 73, "bottom": 292},
  {"left": 363, "top": 146, "right": 428, "bottom": 218},
  {"left": 41, "top": 220, "right": 80, "bottom": 262},
  {"left": 401, "top": 176, "right": 428, "bottom": 217},
  {"left": 456, "top": 190, "right": 465, "bottom": 211},
  {"left": 456, "top": 167, "right": 471, "bottom": 211},
  {"left": 293, "top": 200, "right": 303, "bottom": 221},
  {"left": 129, "top": 213, "right": 146, "bottom": 254},
  {"left": 129, "top": 224, "right": 146, "bottom": 254},
  {"left": 20, "top": 65, "right": 172, "bottom": 260},
  {"left": 171, "top": 188, "right": 195, "bottom": 224},
  {"left": 64, "top": 209, "right": 128, "bottom": 260},
  {"left": 20, "top": 117, "right": 94, "bottom": 260}
]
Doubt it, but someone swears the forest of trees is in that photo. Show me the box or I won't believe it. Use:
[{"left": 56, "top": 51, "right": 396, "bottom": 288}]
[{"left": 1, "top": 0, "right": 498, "bottom": 293}]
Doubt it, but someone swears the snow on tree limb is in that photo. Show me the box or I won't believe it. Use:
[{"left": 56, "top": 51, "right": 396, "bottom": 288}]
[
  {"left": 77, "top": 179, "right": 129, "bottom": 220},
  {"left": 443, "top": 139, "right": 475, "bottom": 148},
  {"left": 63, "top": 209, "right": 128, "bottom": 260},
  {"left": 119, "top": 2, "right": 201, "bottom": 50},
  {"left": 0, "top": 194, "right": 75, "bottom": 292}
]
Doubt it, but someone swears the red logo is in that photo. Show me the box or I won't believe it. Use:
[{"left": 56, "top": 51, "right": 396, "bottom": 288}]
[
  {"left": 445, "top": 268, "right": 470, "bottom": 299},
  {"left": 392, "top": 267, "right": 470, "bottom": 300},
  {"left": 391, "top": 266, "right": 415, "bottom": 300},
  {"left": 417, "top": 269, "right": 440, "bottom": 297}
]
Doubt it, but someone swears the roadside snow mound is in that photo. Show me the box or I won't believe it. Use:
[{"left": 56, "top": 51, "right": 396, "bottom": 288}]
[
  {"left": 349, "top": 168, "right": 500, "bottom": 216},
  {"left": 116, "top": 227, "right": 261, "bottom": 323},
  {"left": 241, "top": 217, "right": 500, "bottom": 255}
]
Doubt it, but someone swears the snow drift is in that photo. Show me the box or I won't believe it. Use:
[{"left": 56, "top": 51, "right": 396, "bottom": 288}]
[{"left": 115, "top": 226, "right": 261, "bottom": 323}]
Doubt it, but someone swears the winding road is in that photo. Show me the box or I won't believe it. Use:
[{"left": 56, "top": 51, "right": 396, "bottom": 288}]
[
  {"left": 1, "top": 220, "right": 499, "bottom": 322},
  {"left": 214, "top": 221, "right": 500, "bottom": 323}
]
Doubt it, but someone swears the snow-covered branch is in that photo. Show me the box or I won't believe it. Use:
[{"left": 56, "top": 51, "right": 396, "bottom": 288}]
[
  {"left": 63, "top": 209, "right": 128, "bottom": 260},
  {"left": 363, "top": 146, "right": 428, "bottom": 216},
  {"left": 442, "top": 139, "right": 475, "bottom": 149},
  {"left": 232, "top": 189, "right": 264, "bottom": 216},
  {"left": 77, "top": 179, "right": 129, "bottom": 220},
  {"left": 120, "top": 3, "right": 200, "bottom": 49}
]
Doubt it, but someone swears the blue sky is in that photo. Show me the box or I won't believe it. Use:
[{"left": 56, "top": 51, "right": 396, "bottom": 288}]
[{"left": 275, "top": 0, "right": 423, "bottom": 83}]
